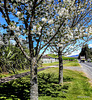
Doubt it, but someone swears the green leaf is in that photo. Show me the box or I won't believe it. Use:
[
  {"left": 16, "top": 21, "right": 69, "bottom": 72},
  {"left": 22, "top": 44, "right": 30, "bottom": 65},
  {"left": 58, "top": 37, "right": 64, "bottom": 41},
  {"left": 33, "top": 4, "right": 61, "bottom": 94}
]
[{"left": 9, "top": 53, "right": 17, "bottom": 60}]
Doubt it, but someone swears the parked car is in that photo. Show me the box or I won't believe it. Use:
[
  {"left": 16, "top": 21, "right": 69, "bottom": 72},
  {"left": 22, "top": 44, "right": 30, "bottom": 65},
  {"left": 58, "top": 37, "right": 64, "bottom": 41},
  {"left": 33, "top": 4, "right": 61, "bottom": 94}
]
[{"left": 87, "top": 59, "right": 91, "bottom": 62}]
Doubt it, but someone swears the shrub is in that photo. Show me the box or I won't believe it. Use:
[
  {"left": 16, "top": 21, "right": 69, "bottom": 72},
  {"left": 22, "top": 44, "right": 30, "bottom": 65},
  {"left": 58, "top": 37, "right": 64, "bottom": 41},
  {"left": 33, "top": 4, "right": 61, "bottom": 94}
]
[{"left": 38, "top": 73, "right": 62, "bottom": 97}]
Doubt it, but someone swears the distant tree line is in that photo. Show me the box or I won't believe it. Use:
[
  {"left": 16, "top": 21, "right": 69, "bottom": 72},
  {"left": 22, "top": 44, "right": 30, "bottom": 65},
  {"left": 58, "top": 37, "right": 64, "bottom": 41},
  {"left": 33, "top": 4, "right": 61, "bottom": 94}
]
[{"left": 78, "top": 44, "right": 92, "bottom": 60}]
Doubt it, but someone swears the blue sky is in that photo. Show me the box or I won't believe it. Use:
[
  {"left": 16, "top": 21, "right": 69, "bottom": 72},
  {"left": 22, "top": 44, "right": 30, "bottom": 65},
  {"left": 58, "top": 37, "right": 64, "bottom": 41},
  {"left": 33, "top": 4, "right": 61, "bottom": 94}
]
[
  {"left": 66, "top": 40, "right": 92, "bottom": 57},
  {"left": 0, "top": 10, "right": 92, "bottom": 56}
]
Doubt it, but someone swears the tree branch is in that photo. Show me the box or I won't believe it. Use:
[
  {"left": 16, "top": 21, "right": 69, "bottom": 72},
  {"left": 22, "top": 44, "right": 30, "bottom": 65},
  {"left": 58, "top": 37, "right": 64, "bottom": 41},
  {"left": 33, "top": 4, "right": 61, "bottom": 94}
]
[
  {"left": 0, "top": 2, "right": 30, "bottom": 61},
  {"left": 14, "top": 36, "right": 30, "bottom": 61},
  {"left": 37, "top": 44, "right": 50, "bottom": 62},
  {"left": 35, "top": 0, "right": 43, "bottom": 7},
  {"left": 35, "top": 24, "right": 45, "bottom": 56},
  {"left": 39, "top": 20, "right": 65, "bottom": 51},
  {"left": 4, "top": 0, "right": 10, "bottom": 24},
  {"left": 74, "top": 9, "right": 91, "bottom": 27}
]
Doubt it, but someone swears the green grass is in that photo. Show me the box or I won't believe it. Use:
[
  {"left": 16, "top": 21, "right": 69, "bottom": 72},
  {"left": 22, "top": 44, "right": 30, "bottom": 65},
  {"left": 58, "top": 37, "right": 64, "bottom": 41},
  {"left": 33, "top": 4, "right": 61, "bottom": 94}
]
[
  {"left": 47, "top": 54, "right": 58, "bottom": 58},
  {"left": 0, "top": 61, "right": 58, "bottom": 78},
  {"left": 0, "top": 67, "right": 92, "bottom": 100},
  {"left": 0, "top": 69, "right": 30, "bottom": 78},
  {"left": 42, "top": 62, "right": 59, "bottom": 67},
  {"left": 0, "top": 60, "right": 80, "bottom": 78},
  {"left": 47, "top": 54, "right": 76, "bottom": 60},
  {"left": 63, "top": 60, "right": 80, "bottom": 67},
  {"left": 39, "top": 68, "right": 92, "bottom": 100}
]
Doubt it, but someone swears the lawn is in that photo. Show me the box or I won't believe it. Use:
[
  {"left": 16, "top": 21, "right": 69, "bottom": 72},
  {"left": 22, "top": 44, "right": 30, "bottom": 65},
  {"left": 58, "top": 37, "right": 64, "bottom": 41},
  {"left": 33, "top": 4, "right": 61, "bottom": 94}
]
[
  {"left": 0, "top": 69, "right": 30, "bottom": 78},
  {"left": 42, "top": 61, "right": 59, "bottom": 67},
  {"left": 42, "top": 60, "right": 80, "bottom": 67},
  {"left": 0, "top": 67, "right": 92, "bottom": 100},
  {"left": 0, "top": 61, "right": 58, "bottom": 78},
  {"left": 0, "top": 60, "right": 80, "bottom": 78},
  {"left": 39, "top": 68, "right": 92, "bottom": 100},
  {"left": 63, "top": 60, "right": 80, "bottom": 67}
]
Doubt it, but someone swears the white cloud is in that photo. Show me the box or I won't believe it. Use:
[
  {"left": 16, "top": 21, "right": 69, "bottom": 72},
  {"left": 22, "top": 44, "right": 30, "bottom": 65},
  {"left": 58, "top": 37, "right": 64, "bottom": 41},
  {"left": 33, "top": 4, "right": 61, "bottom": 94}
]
[
  {"left": 89, "top": 44, "right": 92, "bottom": 48},
  {"left": 67, "top": 50, "right": 80, "bottom": 57}
]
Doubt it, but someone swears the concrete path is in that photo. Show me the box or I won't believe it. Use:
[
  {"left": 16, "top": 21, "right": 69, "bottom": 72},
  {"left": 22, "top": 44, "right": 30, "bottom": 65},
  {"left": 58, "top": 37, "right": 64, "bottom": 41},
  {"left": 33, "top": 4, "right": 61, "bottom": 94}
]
[
  {"left": 0, "top": 66, "right": 55, "bottom": 83},
  {"left": 0, "top": 63, "right": 91, "bottom": 83}
]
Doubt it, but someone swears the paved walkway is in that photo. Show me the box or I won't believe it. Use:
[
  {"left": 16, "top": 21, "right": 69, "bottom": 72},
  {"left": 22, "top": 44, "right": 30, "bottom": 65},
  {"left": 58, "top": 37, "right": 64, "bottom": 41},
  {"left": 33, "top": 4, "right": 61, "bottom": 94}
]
[
  {"left": 0, "top": 65, "right": 89, "bottom": 84},
  {"left": 0, "top": 66, "right": 55, "bottom": 83}
]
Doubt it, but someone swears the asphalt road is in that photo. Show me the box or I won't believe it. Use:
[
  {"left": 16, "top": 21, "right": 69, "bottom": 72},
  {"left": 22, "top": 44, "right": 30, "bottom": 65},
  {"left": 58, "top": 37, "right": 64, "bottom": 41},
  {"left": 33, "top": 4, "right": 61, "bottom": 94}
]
[{"left": 79, "top": 61, "right": 92, "bottom": 80}]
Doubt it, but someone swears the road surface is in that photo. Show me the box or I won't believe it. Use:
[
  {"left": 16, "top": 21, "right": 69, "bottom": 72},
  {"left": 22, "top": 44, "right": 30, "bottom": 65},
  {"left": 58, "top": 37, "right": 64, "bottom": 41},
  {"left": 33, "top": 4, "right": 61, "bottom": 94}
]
[{"left": 79, "top": 61, "right": 92, "bottom": 80}]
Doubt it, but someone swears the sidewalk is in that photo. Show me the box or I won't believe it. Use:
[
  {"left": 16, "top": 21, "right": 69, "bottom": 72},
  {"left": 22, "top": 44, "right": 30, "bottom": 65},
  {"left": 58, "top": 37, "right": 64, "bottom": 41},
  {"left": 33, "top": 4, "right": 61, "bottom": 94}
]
[
  {"left": 0, "top": 64, "right": 89, "bottom": 84},
  {"left": 0, "top": 66, "right": 56, "bottom": 83}
]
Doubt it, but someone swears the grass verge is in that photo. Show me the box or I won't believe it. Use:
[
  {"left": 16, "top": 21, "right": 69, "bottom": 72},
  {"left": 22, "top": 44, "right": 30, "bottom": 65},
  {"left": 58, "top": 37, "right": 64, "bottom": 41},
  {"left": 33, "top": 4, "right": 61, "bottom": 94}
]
[
  {"left": 42, "top": 62, "right": 59, "bottom": 67},
  {"left": 0, "top": 69, "right": 30, "bottom": 78},
  {"left": 0, "top": 67, "right": 92, "bottom": 100},
  {"left": 0, "top": 60, "right": 80, "bottom": 78},
  {"left": 63, "top": 60, "right": 80, "bottom": 67}
]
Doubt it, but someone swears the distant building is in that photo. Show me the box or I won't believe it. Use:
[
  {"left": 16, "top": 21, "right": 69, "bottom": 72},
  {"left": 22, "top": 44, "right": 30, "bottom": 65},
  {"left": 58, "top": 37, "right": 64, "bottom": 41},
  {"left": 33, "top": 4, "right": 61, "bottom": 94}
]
[{"left": 42, "top": 55, "right": 58, "bottom": 63}]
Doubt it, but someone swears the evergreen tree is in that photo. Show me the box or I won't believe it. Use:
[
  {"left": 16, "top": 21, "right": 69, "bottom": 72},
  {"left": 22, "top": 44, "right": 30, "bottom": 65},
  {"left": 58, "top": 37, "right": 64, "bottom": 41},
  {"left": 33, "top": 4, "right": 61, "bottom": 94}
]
[{"left": 79, "top": 44, "right": 91, "bottom": 60}]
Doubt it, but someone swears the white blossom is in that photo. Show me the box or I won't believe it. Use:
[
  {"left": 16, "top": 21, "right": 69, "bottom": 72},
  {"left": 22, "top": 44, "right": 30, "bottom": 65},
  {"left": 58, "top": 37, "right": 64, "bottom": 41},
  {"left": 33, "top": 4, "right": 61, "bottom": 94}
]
[
  {"left": 83, "top": 32, "right": 87, "bottom": 36},
  {"left": 8, "top": 25, "right": 16, "bottom": 30},
  {"left": 38, "top": 26, "right": 42, "bottom": 32},
  {"left": 55, "top": 25, "right": 60, "bottom": 28},
  {"left": 63, "top": 0, "right": 75, "bottom": 5},
  {"left": 16, "top": 26, "right": 20, "bottom": 31},
  {"left": 85, "top": 28, "right": 88, "bottom": 32},
  {"left": 23, "top": 30, "right": 25, "bottom": 33},
  {"left": 16, "top": 32, "right": 21, "bottom": 36},
  {"left": 42, "top": 18, "right": 47, "bottom": 23},
  {"left": 16, "top": 0, "right": 21, "bottom": 2},
  {"left": 16, "top": 11, "right": 23, "bottom": 18},
  {"left": 69, "top": 46, "right": 73, "bottom": 49},
  {"left": 81, "top": 9, "right": 85, "bottom": 12},
  {"left": 57, "top": 43, "right": 63, "bottom": 47},
  {"left": 89, "top": 27, "right": 92, "bottom": 33},
  {"left": 17, "top": 11, "right": 21, "bottom": 15},
  {"left": 61, "top": 38, "right": 65, "bottom": 44},
  {"left": 48, "top": 19, "right": 54, "bottom": 24},
  {"left": 49, "top": 0, "right": 53, "bottom": 2},
  {"left": 25, "top": 0, "right": 28, "bottom": 3},
  {"left": 33, "top": 25, "right": 36, "bottom": 31},
  {"left": 75, "top": 36, "right": 79, "bottom": 39},
  {"left": 37, "top": 32, "right": 41, "bottom": 35},
  {"left": 58, "top": 8, "right": 65, "bottom": 17}
]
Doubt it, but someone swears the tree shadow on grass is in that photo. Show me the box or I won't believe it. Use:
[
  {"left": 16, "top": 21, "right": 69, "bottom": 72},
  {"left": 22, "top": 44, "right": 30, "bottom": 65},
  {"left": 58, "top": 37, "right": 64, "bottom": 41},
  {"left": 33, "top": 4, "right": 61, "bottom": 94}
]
[
  {"left": 0, "top": 77, "right": 30, "bottom": 100},
  {"left": 0, "top": 73, "right": 74, "bottom": 99},
  {"left": 38, "top": 73, "right": 73, "bottom": 98}
]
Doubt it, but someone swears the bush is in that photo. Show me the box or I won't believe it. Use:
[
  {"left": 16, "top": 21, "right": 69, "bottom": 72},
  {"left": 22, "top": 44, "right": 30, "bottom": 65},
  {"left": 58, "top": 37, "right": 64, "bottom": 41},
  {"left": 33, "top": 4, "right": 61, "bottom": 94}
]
[{"left": 38, "top": 73, "right": 62, "bottom": 97}]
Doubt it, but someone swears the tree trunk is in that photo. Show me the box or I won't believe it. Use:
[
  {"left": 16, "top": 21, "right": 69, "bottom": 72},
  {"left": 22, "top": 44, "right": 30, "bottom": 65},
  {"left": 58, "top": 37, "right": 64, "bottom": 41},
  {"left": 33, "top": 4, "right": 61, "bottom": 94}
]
[
  {"left": 30, "top": 57, "right": 38, "bottom": 100},
  {"left": 58, "top": 47, "right": 63, "bottom": 84}
]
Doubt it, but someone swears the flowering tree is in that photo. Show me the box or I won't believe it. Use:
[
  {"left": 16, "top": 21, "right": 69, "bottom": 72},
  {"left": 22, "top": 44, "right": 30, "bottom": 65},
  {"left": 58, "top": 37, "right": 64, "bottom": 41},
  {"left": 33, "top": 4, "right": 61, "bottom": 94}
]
[
  {"left": 0, "top": 0, "right": 92, "bottom": 100},
  {"left": 49, "top": 32, "right": 92, "bottom": 84},
  {"left": 43, "top": 0, "right": 92, "bottom": 84}
]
